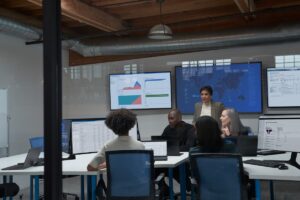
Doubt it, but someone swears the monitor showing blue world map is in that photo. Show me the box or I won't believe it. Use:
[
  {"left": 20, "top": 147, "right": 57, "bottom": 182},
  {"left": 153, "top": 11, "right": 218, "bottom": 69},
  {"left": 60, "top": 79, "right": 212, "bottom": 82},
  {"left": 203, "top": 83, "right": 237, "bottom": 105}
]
[{"left": 175, "top": 62, "right": 262, "bottom": 114}]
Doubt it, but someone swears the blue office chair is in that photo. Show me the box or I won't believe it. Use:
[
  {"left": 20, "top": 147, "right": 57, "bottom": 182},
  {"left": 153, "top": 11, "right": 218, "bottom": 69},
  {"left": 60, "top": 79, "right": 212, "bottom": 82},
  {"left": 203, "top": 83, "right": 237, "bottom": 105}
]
[
  {"left": 189, "top": 153, "right": 245, "bottom": 200},
  {"left": 105, "top": 150, "right": 164, "bottom": 200},
  {"left": 29, "top": 137, "right": 44, "bottom": 150}
]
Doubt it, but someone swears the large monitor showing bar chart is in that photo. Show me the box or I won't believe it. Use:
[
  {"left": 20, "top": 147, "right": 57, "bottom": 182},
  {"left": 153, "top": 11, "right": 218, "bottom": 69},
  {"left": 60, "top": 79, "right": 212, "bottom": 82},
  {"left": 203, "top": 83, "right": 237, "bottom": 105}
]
[{"left": 109, "top": 72, "right": 172, "bottom": 110}]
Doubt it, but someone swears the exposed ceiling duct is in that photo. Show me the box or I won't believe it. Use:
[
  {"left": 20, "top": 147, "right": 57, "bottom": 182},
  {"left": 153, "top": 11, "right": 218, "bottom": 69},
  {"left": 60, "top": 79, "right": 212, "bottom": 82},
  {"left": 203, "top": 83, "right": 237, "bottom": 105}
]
[
  {"left": 69, "top": 26, "right": 300, "bottom": 56},
  {"left": 2, "top": 16, "right": 300, "bottom": 57},
  {"left": 0, "top": 17, "right": 42, "bottom": 41}
]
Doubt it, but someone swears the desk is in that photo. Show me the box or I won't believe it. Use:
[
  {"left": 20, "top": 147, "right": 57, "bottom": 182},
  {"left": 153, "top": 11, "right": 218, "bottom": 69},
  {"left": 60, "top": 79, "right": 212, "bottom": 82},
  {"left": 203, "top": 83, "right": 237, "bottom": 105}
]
[
  {"left": 0, "top": 152, "right": 189, "bottom": 200},
  {"left": 0, "top": 153, "right": 100, "bottom": 200},
  {"left": 243, "top": 153, "right": 300, "bottom": 200}
]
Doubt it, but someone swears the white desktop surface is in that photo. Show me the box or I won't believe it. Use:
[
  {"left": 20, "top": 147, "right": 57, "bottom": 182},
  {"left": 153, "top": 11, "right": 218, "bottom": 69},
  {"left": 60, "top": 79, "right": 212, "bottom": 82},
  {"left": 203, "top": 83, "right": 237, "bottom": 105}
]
[
  {"left": 0, "top": 152, "right": 189, "bottom": 175},
  {"left": 154, "top": 152, "right": 189, "bottom": 168},
  {"left": 243, "top": 153, "right": 300, "bottom": 181},
  {"left": 0, "top": 153, "right": 99, "bottom": 176}
]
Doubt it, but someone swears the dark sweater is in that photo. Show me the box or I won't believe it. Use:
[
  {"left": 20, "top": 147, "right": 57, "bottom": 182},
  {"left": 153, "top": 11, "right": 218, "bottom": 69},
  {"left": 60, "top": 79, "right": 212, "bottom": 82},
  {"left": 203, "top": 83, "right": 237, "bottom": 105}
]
[{"left": 162, "top": 121, "right": 196, "bottom": 151}]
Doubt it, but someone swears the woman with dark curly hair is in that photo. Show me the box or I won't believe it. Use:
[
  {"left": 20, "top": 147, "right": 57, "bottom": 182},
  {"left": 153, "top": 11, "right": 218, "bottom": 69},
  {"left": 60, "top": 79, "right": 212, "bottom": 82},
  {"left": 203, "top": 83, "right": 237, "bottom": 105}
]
[{"left": 87, "top": 109, "right": 144, "bottom": 171}]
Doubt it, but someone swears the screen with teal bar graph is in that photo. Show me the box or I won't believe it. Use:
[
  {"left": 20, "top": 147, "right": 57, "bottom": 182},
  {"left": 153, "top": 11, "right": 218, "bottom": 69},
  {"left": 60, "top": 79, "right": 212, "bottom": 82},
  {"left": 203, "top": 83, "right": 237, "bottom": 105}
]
[{"left": 110, "top": 72, "right": 172, "bottom": 110}]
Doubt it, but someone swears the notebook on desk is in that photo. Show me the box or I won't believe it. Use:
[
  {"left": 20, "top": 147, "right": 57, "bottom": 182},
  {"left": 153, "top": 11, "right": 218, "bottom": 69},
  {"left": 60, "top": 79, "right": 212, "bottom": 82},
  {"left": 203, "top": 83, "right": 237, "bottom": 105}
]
[
  {"left": 2, "top": 148, "right": 42, "bottom": 170},
  {"left": 151, "top": 136, "right": 182, "bottom": 156},
  {"left": 142, "top": 141, "right": 168, "bottom": 161}
]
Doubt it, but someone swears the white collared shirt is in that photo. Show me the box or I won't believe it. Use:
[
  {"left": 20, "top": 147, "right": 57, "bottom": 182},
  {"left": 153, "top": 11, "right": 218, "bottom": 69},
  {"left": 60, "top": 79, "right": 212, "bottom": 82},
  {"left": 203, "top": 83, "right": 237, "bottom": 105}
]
[{"left": 200, "top": 102, "right": 211, "bottom": 117}]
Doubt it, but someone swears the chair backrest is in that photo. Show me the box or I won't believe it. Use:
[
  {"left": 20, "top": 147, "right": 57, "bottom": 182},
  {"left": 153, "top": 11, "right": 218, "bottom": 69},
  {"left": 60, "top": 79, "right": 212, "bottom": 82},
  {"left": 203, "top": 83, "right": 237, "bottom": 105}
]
[
  {"left": 29, "top": 136, "right": 44, "bottom": 149},
  {"left": 105, "top": 150, "right": 155, "bottom": 200},
  {"left": 190, "top": 153, "right": 244, "bottom": 200}
]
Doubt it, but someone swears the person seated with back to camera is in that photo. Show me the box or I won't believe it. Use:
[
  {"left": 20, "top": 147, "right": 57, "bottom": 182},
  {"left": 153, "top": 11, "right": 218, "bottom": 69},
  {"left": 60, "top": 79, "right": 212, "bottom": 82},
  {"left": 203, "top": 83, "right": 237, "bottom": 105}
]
[
  {"left": 189, "top": 116, "right": 250, "bottom": 199},
  {"left": 219, "top": 108, "right": 250, "bottom": 138},
  {"left": 190, "top": 116, "right": 236, "bottom": 154},
  {"left": 162, "top": 109, "right": 196, "bottom": 151},
  {"left": 87, "top": 108, "right": 145, "bottom": 171}
]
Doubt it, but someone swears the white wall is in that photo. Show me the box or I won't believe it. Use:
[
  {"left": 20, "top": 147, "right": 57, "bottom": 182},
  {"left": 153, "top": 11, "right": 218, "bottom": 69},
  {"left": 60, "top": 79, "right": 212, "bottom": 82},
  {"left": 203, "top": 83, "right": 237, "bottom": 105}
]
[
  {"left": 63, "top": 41, "right": 300, "bottom": 139},
  {"left": 0, "top": 33, "right": 68, "bottom": 156},
  {"left": 0, "top": 33, "right": 43, "bottom": 156}
]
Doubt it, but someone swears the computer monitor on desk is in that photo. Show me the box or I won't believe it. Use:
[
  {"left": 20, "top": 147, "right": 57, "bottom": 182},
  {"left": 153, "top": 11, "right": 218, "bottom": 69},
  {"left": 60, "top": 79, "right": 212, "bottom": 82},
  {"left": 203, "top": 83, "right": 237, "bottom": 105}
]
[
  {"left": 29, "top": 119, "right": 74, "bottom": 160},
  {"left": 71, "top": 118, "right": 138, "bottom": 154},
  {"left": 258, "top": 116, "right": 300, "bottom": 169}
]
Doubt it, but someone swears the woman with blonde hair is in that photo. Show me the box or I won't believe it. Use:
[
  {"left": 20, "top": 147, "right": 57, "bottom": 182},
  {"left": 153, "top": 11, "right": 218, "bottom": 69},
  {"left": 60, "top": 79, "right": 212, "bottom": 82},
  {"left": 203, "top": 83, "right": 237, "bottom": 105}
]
[{"left": 220, "top": 108, "right": 248, "bottom": 137}]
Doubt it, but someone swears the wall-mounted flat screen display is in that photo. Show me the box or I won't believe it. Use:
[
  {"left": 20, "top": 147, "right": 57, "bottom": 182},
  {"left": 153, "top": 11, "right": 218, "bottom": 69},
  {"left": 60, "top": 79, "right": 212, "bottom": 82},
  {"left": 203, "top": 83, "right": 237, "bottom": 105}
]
[
  {"left": 176, "top": 63, "right": 262, "bottom": 113},
  {"left": 267, "top": 68, "right": 300, "bottom": 107},
  {"left": 110, "top": 72, "right": 172, "bottom": 110}
]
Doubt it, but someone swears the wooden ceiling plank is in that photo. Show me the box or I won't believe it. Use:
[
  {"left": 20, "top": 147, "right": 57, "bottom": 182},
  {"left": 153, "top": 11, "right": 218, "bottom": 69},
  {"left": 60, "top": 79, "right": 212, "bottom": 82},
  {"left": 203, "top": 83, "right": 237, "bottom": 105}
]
[
  {"left": 90, "top": 0, "right": 151, "bottom": 7},
  {"left": 26, "top": 0, "right": 126, "bottom": 32},
  {"left": 129, "top": 5, "right": 238, "bottom": 28},
  {"left": 233, "top": 0, "right": 249, "bottom": 13},
  {"left": 233, "top": 0, "right": 256, "bottom": 19},
  {"left": 106, "top": 0, "right": 233, "bottom": 20},
  {"left": 1, "top": 0, "right": 31, "bottom": 9}
]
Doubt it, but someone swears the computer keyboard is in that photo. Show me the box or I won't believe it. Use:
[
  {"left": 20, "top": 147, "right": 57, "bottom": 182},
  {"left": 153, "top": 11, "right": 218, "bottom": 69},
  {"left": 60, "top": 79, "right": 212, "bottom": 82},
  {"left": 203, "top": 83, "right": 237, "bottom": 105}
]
[
  {"left": 244, "top": 159, "right": 284, "bottom": 168},
  {"left": 257, "top": 150, "right": 286, "bottom": 156}
]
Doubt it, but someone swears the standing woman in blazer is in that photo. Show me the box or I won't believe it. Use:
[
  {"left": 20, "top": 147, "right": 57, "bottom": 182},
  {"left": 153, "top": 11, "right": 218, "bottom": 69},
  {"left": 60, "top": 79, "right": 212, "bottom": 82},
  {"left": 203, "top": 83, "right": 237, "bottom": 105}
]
[{"left": 192, "top": 85, "right": 224, "bottom": 126}]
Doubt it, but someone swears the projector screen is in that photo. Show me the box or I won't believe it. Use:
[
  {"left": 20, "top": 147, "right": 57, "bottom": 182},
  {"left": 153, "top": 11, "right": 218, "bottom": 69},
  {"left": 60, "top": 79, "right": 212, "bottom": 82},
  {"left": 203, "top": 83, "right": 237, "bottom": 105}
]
[
  {"left": 267, "top": 68, "right": 300, "bottom": 107},
  {"left": 110, "top": 72, "right": 172, "bottom": 110},
  {"left": 176, "top": 63, "right": 262, "bottom": 113}
]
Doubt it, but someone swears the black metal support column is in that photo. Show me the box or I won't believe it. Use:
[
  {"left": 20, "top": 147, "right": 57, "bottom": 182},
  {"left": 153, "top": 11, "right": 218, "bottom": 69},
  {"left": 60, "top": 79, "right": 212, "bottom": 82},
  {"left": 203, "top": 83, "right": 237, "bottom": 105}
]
[{"left": 43, "top": 0, "right": 62, "bottom": 199}]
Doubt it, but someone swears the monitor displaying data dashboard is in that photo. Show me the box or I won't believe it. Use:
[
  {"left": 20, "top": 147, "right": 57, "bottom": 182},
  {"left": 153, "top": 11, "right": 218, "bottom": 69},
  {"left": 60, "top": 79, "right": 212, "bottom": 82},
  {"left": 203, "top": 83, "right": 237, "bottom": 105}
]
[
  {"left": 71, "top": 118, "right": 138, "bottom": 154},
  {"left": 109, "top": 72, "right": 172, "bottom": 110},
  {"left": 175, "top": 63, "right": 262, "bottom": 113},
  {"left": 267, "top": 68, "right": 300, "bottom": 107},
  {"left": 258, "top": 116, "right": 300, "bottom": 153}
]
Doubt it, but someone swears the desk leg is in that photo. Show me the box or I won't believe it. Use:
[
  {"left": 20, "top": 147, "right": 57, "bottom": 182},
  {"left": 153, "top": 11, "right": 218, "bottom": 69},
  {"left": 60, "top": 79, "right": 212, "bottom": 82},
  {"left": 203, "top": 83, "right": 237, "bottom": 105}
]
[
  {"left": 255, "top": 180, "right": 261, "bottom": 200},
  {"left": 179, "top": 163, "right": 186, "bottom": 200},
  {"left": 269, "top": 180, "right": 274, "bottom": 200},
  {"left": 168, "top": 168, "right": 174, "bottom": 200},
  {"left": 80, "top": 175, "right": 85, "bottom": 200},
  {"left": 34, "top": 176, "right": 39, "bottom": 200},
  {"left": 91, "top": 175, "right": 97, "bottom": 200},
  {"left": 3, "top": 176, "right": 7, "bottom": 200},
  {"left": 9, "top": 176, "right": 13, "bottom": 200},
  {"left": 87, "top": 175, "right": 97, "bottom": 200},
  {"left": 30, "top": 176, "right": 34, "bottom": 200},
  {"left": 87, "top": 176, "right": 91, "bottom": 200},
  {"left": 1, "top": 176, "right": 14, "bottom": 200}
]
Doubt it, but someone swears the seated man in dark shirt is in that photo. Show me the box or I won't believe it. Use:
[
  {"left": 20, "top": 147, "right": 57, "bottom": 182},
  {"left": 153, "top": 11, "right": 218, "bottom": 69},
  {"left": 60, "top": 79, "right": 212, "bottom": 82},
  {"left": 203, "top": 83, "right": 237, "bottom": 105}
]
[
  {"left": 158, "top": 109, "right": 196, "bottom": 198},
  {"left": 162, "top": 109, "right": 196, "bottom": 151}
]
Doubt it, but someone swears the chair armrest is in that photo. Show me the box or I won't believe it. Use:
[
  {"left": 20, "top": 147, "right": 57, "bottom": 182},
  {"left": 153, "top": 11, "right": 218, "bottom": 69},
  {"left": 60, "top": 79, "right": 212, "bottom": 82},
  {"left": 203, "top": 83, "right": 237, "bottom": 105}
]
[
  {"left": 189, "top": 177, "right": 197, "bottom": 186},
  {"left": 155, "top": 173, "right": 165, "bottom": 184}
]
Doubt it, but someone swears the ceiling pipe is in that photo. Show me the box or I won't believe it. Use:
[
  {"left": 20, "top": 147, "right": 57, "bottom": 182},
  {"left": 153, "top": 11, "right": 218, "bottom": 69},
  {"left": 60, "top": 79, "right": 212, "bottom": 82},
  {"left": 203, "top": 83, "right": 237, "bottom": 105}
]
[
  {"left": 0, "top": 17, "right": 42, "bottom": 40},
  {"left": 69, "top": 25, "right": 300, "bottom": 56},
  {"left": 2, "top": 16, "right": 300, "bottom": 57}
]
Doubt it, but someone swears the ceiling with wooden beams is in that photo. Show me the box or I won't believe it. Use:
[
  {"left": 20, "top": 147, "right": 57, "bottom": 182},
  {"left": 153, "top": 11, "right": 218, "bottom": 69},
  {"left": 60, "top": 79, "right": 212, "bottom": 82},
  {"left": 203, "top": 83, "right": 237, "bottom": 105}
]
[{"left": 1, "top": 0, "right": 300, "bottom": 64}]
